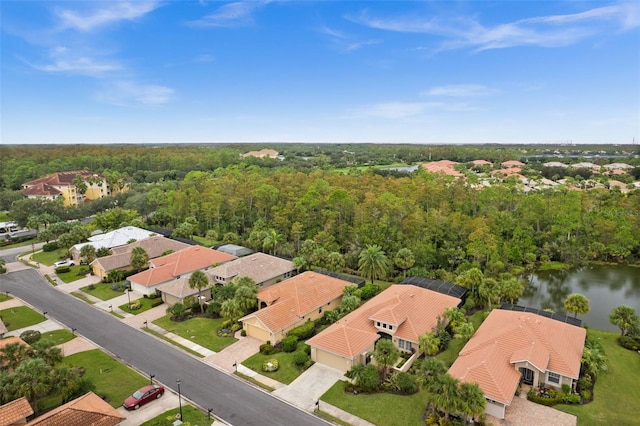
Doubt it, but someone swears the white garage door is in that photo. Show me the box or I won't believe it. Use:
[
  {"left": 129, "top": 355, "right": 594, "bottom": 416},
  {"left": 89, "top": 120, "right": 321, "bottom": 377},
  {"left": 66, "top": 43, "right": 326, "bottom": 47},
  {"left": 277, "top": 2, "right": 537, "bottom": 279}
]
[{"left": 485, "top": 400, "right": 505, "bottom": 419}]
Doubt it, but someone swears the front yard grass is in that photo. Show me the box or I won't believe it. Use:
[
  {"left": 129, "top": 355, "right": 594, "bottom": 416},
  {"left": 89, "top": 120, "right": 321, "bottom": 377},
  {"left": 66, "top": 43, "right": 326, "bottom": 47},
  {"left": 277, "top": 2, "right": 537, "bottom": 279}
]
[
  {"left": 56, "top": 266, "right": 92, "bottom": 283},
  {"left": 119, "top": 297, "right": 162, "bottom": 315},
  {"left": 153, "top": 315, "right": 237, "bottom": 352},
  {"left": 32, "top": 248, "right": 68, "bottom": 266},
  {"left": 141, "top": 406, "right": 209, "bottom": 426},
  {"left": 40, "top": 329, "right": 76, "bottom": 345},
  {"left": 0, "top": 293, "right": 12, "bottom": 302},
  {"left": 321, "top": 380, "right": 429, "bottom": 426},
  {"left": 82, "top": 283, "right": 125, "bottom": 301},
  {"left": 241, "top": 346, "right": 311, "bottom": 385},
  {"left": 556, "top": 329, "right": 640, "bottom": 425},
  {"left": 0, "top": 306, "right": 45, "bottom": 331},
  {"left": 62, "top": 349, "right": 149, "bottom": 408}
]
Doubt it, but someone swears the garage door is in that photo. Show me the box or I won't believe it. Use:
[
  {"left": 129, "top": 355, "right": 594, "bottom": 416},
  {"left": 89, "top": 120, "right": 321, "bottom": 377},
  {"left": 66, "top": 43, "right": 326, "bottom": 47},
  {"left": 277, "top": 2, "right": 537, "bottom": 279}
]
[
  {"left": 244, "top": 323, "right": 271, "bottom": 342},
  {"left": 315, "top": 349, "right": 351, "bottom": 373},
  {"left": 485, "top": 400, "right": 505, "bottom": 419}
]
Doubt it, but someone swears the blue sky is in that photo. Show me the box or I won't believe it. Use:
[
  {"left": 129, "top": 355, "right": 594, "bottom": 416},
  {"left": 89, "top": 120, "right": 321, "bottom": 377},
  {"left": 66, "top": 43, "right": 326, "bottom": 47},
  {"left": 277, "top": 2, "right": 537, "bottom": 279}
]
[{"left": 1, "top": 1, "right": 639, "bottom": 144}]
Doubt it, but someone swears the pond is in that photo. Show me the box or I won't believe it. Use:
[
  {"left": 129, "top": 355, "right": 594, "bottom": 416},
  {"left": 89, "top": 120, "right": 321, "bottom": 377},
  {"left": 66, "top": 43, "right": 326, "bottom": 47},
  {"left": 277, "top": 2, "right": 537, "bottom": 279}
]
[{"left": 519, "top": 264, "right": 640, "bottom": 332}]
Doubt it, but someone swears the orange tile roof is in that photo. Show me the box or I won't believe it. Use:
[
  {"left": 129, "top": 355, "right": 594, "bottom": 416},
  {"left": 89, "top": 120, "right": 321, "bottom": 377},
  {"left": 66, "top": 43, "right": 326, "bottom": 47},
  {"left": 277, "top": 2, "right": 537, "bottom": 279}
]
[
  {"left": 23, "top": 171, "right": 100, "bottom": 187},
  {"left": 22, "top": 182, "right": 62, "bottom": 197},
  {"left": 0, "top": 397, "right": 33, "bottom": 426},
  {"left": 241, "top": 271, "right": 353, "bottom": 333},
  {"left": 307, "top": 285, "right": 461, "bottom": 359},
  {"left": 129, "top": 246, "right": 236, "bottom": 287},
  {"left": 501, "top": 160, "right": 525, "bottom": 167},
  {"left": 469, "top": 160, "right": 493, "bottom": 166},
  {"left": 25, "top": 392, "right": 124, "bottom": 426},
  {"left": 421, "top": 162, "right": 464, "bottom": 177},
  {"left": 448, "top": 309, "right": 586, "bottom": 405}
]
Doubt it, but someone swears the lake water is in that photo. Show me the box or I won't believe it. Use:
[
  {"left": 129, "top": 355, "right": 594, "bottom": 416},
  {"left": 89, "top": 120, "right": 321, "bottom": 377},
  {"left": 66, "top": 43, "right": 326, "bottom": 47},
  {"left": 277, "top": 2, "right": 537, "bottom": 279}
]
[{"left": 519, "top": 264, "right": 640, "bottom": 332}]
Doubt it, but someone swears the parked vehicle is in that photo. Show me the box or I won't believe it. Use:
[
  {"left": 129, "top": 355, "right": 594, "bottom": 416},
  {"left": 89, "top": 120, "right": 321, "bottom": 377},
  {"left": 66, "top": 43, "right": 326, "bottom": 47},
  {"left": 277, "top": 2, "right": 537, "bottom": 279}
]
[
  {"left": 54, "top": 260, "right": 75, "bottom": 268},
  {"left": 123, "top": 384, "right": 165, "bottom": 410}
]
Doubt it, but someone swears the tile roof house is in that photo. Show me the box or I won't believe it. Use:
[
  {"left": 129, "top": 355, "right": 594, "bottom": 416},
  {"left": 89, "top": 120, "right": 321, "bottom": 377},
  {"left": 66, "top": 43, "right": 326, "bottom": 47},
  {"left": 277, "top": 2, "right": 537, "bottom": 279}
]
[
  {"left": 90, "top": 236, "right": 191, "bottom": 280},
  {"left": 70, "top": 226, "right": 157, "bottom": 263},
  {"left": 468, "top": 160, "right": 493, "bottom": 167},
  {"left": 207, "top": 252, "right": 294, "bottom": 288},
  {"left": 241, "top": 148, "right": 279, "bottom": 159},
  {"left": 421, "top": 161, "right": 464, "bottom": 178},
  {"left": 501, "top": 160, "right": 525, "bottom": 167},
  {"left": 0, "top": 397, "right": 33, "bottom": 426},
  {"left": 129, "top": 245, "right": 236, "bottom": 296},
  {"left": 157, "top": 275, "right": 211, "bottom": 307},
  {"left": 239, "top": 271, "right": 354, "bottom": 343},
  {"left": 21, "top": 171, "right": 121, "bottom": 207},
  {"left": 603, "top": 162, "right": 633, "bottom": 169},
  {"left": 307, "top": 284, "right": 461, "bottom": 373},
  {"left": 24, "top": 392, "right": 124, "bottom": 426},
  {"left": 448, "top": 309, "right": 586, "bottom": 420}
]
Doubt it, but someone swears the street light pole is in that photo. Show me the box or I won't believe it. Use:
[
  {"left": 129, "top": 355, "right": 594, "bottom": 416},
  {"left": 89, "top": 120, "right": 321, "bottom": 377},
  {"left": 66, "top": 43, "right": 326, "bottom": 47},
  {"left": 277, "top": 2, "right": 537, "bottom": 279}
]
[
  {"left": 126, "top": 289, "right": 131, "bottom": 311},
  {"left": 176, "top": 379, "right": 183, "bottom": 420}
]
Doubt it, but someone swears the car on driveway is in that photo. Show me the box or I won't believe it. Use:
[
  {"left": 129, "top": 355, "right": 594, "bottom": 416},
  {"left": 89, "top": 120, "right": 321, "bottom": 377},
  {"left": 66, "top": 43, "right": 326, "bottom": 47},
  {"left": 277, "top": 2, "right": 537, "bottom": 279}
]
[
  {"left": 54, "top": 260, "right": 75, "bottom": 268},
  {"left": 123, "top": 384, "right": 165, "bottom": 410}
]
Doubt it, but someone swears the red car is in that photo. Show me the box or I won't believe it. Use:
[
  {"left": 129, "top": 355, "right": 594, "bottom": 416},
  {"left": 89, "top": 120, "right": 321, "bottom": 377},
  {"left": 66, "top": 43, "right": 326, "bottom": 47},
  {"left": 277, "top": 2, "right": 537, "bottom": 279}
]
[{"left": 123, "top": 384, "right": 165, "bottom": 410}]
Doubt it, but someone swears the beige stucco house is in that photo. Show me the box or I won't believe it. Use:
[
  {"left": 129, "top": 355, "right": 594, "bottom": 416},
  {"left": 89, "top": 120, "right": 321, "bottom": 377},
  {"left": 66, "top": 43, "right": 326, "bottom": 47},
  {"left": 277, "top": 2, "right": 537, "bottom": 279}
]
[
  {"left": 448, "top": 308, "right": 586, "bottom": 420},
  {"left": 207, "top": 252, "right": 294, "bottom": 289},
  {"left": 22, "top": 171, "right": 126, "bottom": 207},
  {"left": 239, "top": 271, "right": 354, "bottom": 343},
  {"left": 307, "top": 284, "right": 462, "bottom": 373}
]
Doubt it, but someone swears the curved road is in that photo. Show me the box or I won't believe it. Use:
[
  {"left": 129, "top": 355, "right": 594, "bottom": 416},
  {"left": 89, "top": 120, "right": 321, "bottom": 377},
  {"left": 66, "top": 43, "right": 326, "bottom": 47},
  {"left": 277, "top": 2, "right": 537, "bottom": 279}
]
[{"left": 1, "top": 268, "right": 328, "bottom": 426}]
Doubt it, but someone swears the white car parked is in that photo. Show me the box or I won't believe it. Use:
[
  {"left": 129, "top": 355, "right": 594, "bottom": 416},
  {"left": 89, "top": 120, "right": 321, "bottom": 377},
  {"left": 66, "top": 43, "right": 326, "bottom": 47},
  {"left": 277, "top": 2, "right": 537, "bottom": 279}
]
[{"left": 54, "top": 260, "right": 75, "bottom": 268}]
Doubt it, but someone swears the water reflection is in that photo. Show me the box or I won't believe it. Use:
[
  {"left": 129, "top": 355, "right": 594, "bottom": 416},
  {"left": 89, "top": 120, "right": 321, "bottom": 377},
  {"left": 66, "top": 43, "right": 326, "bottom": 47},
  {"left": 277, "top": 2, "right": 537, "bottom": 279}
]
[{"left": 519, "top": 265, "right": 640, "bottom": 331}]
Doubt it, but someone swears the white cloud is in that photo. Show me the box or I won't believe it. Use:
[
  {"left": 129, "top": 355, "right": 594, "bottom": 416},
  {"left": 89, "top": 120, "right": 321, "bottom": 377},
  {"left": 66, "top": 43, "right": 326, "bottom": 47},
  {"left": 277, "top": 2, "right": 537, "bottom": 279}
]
[
  {"left": 350, "top": 2, "right": 640, "bottom": 52},
  {"left": 188, "top": 1, "right": 269, "bottom": 28},
  {"left": 360, "top": 102, "right": 427, "bottom": 119},
  {"left": 96, "top": 81, "right": 174, "bottom": 106},
  {"left": 32, "top": 46, "right": 121, "bottom": 75},
  {"left": 55, "top": 1, "right": 161, "bottom": 32},
  {"left": 423, "top": 84, "right": 497, "bottom": 97},
  {"left": 319, "top": 24, "right": 379, "bottom": 52},
  {"left": 195, "top": 53, "right": 215, "bottom": 63}
]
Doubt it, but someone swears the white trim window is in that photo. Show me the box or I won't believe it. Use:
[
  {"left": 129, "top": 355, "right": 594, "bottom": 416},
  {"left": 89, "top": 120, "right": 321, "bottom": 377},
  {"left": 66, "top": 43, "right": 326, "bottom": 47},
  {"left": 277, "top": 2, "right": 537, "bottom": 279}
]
[{"left": 547, "top": 371, "right": 561, "bottom": 384}]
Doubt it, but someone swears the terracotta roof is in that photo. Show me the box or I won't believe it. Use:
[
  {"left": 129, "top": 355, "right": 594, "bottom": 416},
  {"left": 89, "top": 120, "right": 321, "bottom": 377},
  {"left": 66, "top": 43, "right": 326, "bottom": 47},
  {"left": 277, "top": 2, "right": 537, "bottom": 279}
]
[
  {"left": 22, "top": 171, "right": 100, "bottom": 187},
  {"left": 22, "top": 182, "right": 62, "bottom": 197},
  {"left": 0, "top": 336, "right": 29, "bottom": 351},
  {"left": 448, "top": 309, "right": 586, "bottom": 405},
  {"left": 130, "top": 246, "right": 236, "bottom": 287},
  {"left": 206, "top": 252, "right": 294, "bottom": 285},
  {"left": 307, "top": 285, "right": 461, "bottom": 359},
  {"left": 91, "top": 236, "right": 191, "bottom": 272},
  {"left": 501, "top": 160, "right": 525, "bottom": 167},
  {"left": 0, "top": 397, "right": 33, "bottom": 426},
  {"left": 469, "top": 160, "right": 493, "bottom": 166},
  {"left": 421, "top": 162, "right": 464, "bottom": 177},
  {"left": 25, "top": 392, "right": 124, "bottom": 426},
  {"left": 242, "top": 149, "right": 279, "bottom": 158},
  {"left": 157, "top": 276, "right": 208, "bottom": 299},
  {"left": 240, "top": 271, "right": 354, "bottom": 333}
]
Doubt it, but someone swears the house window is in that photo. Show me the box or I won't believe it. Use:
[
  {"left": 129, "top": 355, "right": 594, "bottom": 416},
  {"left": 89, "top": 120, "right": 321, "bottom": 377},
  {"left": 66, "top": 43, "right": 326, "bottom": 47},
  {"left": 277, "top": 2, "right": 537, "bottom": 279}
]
[
  {"left": 383, "top": 323, "right": 387, "bottom": 329},
  {"left": 405, "top": 341, "right": 412, "bottom": 351},
  {"left": 376, "top": 321, "right": 381, "bottom": 327},
  {"left": 547, "top": 372, "right": 561, "bottom": 384},
  {"left": 398, "top": 340, "right": 405, "bottom": 349},
  {"left": 388, "top": 325, "right": 393, "bottom": 331},
  {"left": 318, "top": 307, "right": 322, "bottom": 314}
]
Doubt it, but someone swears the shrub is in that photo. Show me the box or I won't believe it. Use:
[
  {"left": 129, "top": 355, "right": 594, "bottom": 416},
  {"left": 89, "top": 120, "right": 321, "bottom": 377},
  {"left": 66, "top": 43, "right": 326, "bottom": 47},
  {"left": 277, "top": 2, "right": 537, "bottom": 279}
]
[
  {"left": 240, "top": 329, "right": 247, "bottom": 337},
  {"left": 287, "top": 321, "right": 316, "bottom": 340},
  {"left": 564, "top": 394, "right": 581, "bottom": 404},
  {"left": 262, "top": 359, "right": 279, "bottom": 372},
  {"left": 231, "top": 323, "right": 241, "bottom": 332},
  {"left": 395, "top": 371, "right": 418, "bottom": 394},
  {"left": 151, "top": 299, "right": 164, "bottom": 308},
  {"left": 580, "top": 390, "right": 591, "bottom": 401},
  {"left": 259, "top": 343, "right": 275, "bottom": 355},
  {"left": 206, "top": 301, "right": 222, "bottom": 317},
  {"left": 303, "top": 343, "right": 311, "bottom": 355},
  {"left": 359, "top": 283, "right": 378, "bottom": 300},
  {"left": 293, "top": 351, "right": 310, "bottom": 367},
  {"left": 55, "top": 266, "right": 70, "bottom": 273},
  {"left": 561, "top": 384, "right": 571, "bottom": 395},
  {"left": 42, "top": 242, "right": 59, "bottom": 252},
  {"left": 129, "top": 300, "right": 141, "bottom": 310},
  {"left": 281, "top": 336, "right": 299, "bottom": 353},
  {"left": 619, "top": 335, "right": 640, "bottom": 351},
  {"left": 20, "top": 330, "right": 41, "bottom": 344}
]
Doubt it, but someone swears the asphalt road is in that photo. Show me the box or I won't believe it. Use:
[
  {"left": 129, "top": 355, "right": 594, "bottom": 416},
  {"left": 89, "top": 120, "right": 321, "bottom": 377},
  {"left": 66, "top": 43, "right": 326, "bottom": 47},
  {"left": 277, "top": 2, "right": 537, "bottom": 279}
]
[{"left": 0, "top": 268, "right": 329, "bottom": 426}]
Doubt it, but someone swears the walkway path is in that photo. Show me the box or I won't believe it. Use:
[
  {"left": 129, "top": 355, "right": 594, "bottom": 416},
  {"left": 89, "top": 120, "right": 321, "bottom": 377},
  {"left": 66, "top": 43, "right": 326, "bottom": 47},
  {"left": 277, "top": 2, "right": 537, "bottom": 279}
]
[{"left": 273, "top": 363, "right": 347, "bottom": 411}]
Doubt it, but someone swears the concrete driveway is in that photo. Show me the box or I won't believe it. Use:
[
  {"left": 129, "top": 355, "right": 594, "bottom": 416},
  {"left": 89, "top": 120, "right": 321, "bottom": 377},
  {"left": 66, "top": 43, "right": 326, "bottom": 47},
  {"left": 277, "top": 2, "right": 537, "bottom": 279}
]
[
  {"left": 204, "top": 333, "right": 263, "bottom": 373},
  {"left": 487, "top": 395, "right": 577, "bottom": 426},
  {"left": 273, "top": 363, "right": 346, "bottom": 411}
]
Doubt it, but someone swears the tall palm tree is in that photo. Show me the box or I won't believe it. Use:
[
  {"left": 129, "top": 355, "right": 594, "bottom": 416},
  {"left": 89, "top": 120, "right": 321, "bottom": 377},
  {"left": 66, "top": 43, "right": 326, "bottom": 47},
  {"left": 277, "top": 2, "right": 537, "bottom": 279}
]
[
  {"left": 0, "top": 342, "right": 32, "bottom": 372},
  {"left": 12, "top": 358, "right": 56, "bottom": 415},
  {"left": 263, "top": 229, "right": 285, "bottom": 256},
  {"left": 221, "top": 298, "right": 244, "bottom": 323},
  {"left": 432, "top": 373, "right": 461, "bottom": 421},
  {"left": 189, "top": 270, "right": 210, "bottom": 313},
  {"left": 563, "top": 293, "right": 590, "bottom": 318},
  {"left": 458, "top": 382, "right": 486, "bottom": 425},
  {"left": 609, "top": 305, "right": 639, "bottom": 336},
  {"left": 130, "top": 246, "right": 149, "bottom": 272},
  {"left": 358, "top": 244, "right": 391, "bottom": 284},
  {"left": 394, "top": 248, "right": 415, "bottom": 278},
  {"left": 372, "top": 338, "right": 400, "bottom": 380},
  {"left": 234, "top": 277, "right": 257, "bottom": 314},
  {"left": 418, "top": 332, "right": 440, "bottom": 357}
]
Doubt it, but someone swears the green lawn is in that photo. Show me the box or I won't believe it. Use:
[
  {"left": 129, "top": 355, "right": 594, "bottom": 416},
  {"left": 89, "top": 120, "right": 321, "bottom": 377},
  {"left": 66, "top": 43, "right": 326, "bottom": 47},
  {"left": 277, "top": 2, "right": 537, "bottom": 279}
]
[
  {"left": 62, "top": 349, "right": 149, "bottom": 408},
  {"left": 81, "top": 283, "right": 124, "bottom": 301},
  {"left": 119, "top": 297, "right": 163, "bottom": 315},
  {"left": 141, "top": 406, "right": 210, "bottom": 426},
  {"left": 556, "top": 329, "right": 640, "bottom": 425},
  {"left": 32, "top": 249, "right": 69, "bottom": 266},
  {"left": 0, "top": 306, "right": 46, "bottom": 331},
  {"left": 153, "top": 315, "right": 237, "bottom": 352},
  {"left": 56, "top": 266, "right": 92, "bottom": 283},
  {"left": 39, "top": 329, "right": 76, "bottom": 345},
  {"left": 321, "top": 380, "right": 430, "bottom": 426},
  {"left": 0, "top": 293, "right": 12, "bottom": 302},
  {"left": 241, "top": 346, "right": 311, "bottom": 385}
]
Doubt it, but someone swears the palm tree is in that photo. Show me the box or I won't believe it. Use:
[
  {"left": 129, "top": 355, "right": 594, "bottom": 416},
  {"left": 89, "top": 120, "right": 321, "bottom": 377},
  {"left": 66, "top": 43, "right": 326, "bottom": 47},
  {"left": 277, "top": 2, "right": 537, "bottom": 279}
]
[
  {"left": 326, "top": 251, "right": 345, "bottom": 272},
  {"left": 79, "top": 245, "right": 97, "bottom": 265},
  {"left": 455, "top": 268, "right": 484, "bottom": 302},
  {"left": 30, "top": 341, "right": 63, "bottom": 366},
  {"left": 478, "top": 278, "right": 500, "bottom": 310},
  {"left": 609, "top": 305, "right": 639, "bottom": 336},
  {"left": 453, "top": 322, "right": 475, "bottom": 340},
  {"left": 458, "top": 382, "right": 486, "bottom": 425},
  {"left": 432, "top": 373, "right": 461, "bottom": 421},
  {"left": 394, "top": 248, "right": 415, "bottom": 278},
  {"left": 189, "top": 270, "right": 210, "bottom": 313},
  {"left": 262, "top": 229, "right": 285, "bottom": 256},
  {"left": 0, "top": 342, "right": 32, "bottom": 372},
  {"left": 221, "top": 298, "right": 244, "bottom": 323},
  {"left": 563, "top": 293, "right": 590, "bottom": 318},
  {"left": 418, "top": 332, "right": 441, "bottom": 357},
  {"left": 234, "top": 277, "right": 257, "bottom": 314},
  {"left": 372, "top": 338, "right": 400, "bottom": 380},
  {"left": 130, "top": 246, "right": 149, "bottom": 272},
  {"left": 358, "top": 244, "right": 391, "bottom": 284},
  {"left": 418, "top": 358, "right": 448, "bottom": 415},
  {"left": 12, "top": 358, "right": 57, "bottom": 414},
  {"left": 581, "top": 337, "right": 608, "bottom": 378}
]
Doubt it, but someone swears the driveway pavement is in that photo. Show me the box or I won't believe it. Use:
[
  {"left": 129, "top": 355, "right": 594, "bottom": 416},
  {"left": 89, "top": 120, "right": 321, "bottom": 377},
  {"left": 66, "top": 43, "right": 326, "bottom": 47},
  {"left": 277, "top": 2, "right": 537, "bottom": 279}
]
[
  {"left": 204, "top": 332, "right": 263, "bottom": 373},
  {"left": 273, "top": 363, "right": 347, "bottom": 411},
  {"left": 487, "top": 395, "right": 577, "bottom": 426}
]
